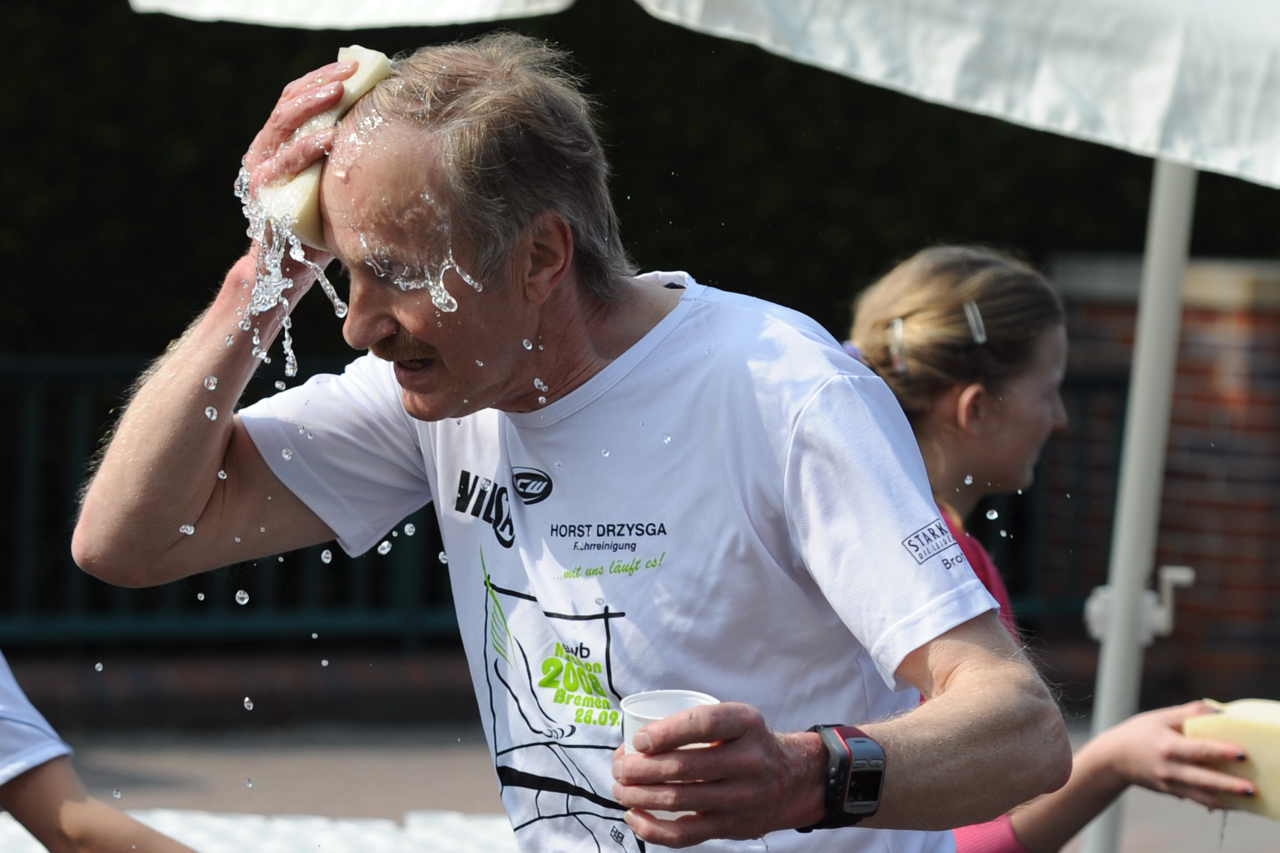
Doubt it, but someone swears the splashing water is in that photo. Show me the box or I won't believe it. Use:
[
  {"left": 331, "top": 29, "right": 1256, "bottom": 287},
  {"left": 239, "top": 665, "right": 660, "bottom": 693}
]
[
  {"left": 320, "top": 549, "right": 332, "bottom": 564},
  {"left": 243, "top": 697, "right": 254, "bottom": 711},
  {"left": 204, "top": 375, "right": 218, "bottom": 390},
  {"left": 235, "top": 589, "right": 250, "bottom": 605},
  {"left": 404, "top": 523, "right": 416, "bottom": 536},
  {"left": 986, "top": 509, "right": 999, "bottom": 520},
  {"left": 377, "top": 540, "right": 392, "bottom": 555}
]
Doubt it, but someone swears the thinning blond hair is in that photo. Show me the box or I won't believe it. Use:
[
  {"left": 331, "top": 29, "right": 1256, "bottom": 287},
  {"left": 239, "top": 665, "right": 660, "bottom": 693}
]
[
  {"left": 850, "top": 246, "right": 1064, "bottom": 421},
  {"left": 354, "top": 32, "right": 634, "bottom": 299}
]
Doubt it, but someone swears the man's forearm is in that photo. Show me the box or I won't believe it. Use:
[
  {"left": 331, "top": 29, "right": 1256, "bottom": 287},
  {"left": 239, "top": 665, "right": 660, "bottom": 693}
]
[
  {"left": 857, "top": 659, "right": 1070, "bottom": 830},
  {"left": 73, "top": 254, "right": 300, "bottom": 585}
]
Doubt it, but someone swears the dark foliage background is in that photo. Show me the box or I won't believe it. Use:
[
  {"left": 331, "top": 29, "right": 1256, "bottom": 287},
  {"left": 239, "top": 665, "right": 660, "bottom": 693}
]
[{"left": 3, "top": 0, "right": 1278, "bottom": 359}]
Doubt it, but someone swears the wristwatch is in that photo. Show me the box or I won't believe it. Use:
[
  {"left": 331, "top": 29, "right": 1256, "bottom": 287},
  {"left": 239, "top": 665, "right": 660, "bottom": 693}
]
[{"left": 796, "top": 724, "right": 885, "bottom": 831}]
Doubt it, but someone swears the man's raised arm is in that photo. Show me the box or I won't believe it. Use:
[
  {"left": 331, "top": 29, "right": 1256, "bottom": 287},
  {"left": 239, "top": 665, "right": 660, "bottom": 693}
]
[{"left": 71, "top": 62, "right": 360, "bottom": 586}]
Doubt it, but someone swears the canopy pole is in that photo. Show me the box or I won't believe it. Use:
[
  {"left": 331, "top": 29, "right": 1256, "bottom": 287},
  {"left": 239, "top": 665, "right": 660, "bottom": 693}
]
[{"left": 1082, "top": 158, "right": 1198, "bottom": 853}]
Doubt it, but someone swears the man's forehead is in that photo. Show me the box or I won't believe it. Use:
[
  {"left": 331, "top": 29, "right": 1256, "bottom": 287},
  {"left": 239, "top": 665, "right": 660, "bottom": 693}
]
[{"left": 320, "top": 119, "right": 451, "bottom": 264}]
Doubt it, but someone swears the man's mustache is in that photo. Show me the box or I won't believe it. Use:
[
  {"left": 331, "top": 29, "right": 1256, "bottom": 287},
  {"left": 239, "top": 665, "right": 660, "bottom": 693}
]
[{"left": 369, "top": 330, "right": 437, "bottom": 362}]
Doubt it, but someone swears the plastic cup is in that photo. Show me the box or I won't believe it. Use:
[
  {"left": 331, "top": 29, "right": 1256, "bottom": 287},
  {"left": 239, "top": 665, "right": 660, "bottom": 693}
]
[{"left": 620, "top": 689, "right": 719, "bottom": 820}]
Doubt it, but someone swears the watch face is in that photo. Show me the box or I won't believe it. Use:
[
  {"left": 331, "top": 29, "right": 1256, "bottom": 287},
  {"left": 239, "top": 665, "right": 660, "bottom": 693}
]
[{"left": 846, "top": 770, "right": 883, "bottom": 808}]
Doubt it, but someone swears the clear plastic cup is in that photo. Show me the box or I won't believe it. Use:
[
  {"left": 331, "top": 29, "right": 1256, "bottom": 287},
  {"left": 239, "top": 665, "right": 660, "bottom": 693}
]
[{"left": 620, "top": 689, "right": 719, "bottom": 820}]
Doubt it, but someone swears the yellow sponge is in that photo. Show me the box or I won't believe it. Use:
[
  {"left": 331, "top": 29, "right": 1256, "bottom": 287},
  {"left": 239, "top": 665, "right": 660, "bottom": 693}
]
[
  {"left": 257, "top": 45, "right": 392, "bottom": 251},
  {"left": 1184, "top": 698, "right": 1280, "bottom": 820}
]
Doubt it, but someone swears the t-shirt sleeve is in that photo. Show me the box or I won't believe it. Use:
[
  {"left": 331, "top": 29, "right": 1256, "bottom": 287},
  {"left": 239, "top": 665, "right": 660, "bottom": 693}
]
[
  {"left": 784, "top": 375, "right": 998, "bottom": 689},
  {"left": 0, "top": 652, "right": 71, "bottom": 786},
  {"left": 239, "top": 354, "right": 433, "bottom": 556}
]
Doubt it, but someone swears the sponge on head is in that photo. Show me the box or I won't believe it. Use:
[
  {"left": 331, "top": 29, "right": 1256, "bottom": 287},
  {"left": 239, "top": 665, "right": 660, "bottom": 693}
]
[
  {"left": 257, "top": 45, "right": 393, "bottom": 252},
  {"left": 1184, "top": 698, "right": 1280, "bottom": 820}
]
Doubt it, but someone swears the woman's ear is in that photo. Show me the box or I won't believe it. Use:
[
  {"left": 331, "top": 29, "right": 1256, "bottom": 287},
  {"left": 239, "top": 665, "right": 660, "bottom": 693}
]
[{"left": 955, "top": 382, "right": 988, "bottom": 436}]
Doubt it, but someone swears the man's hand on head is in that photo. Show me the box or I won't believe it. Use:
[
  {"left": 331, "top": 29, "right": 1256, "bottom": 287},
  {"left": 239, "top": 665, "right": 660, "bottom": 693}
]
[{"left": 610, "top": 701, "right": 826, "bottom": 848}]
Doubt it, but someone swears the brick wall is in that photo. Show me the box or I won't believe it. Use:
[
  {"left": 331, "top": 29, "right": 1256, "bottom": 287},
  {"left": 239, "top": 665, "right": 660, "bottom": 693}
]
[{"left": 1033, "top": 255, "right": 1280, "bottom": 706}]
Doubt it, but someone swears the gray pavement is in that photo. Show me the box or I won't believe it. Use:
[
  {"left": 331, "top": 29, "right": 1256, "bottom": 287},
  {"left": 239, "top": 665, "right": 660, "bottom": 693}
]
[{"left": 57, "top": 721, "right": 1278, "bottom": 851}]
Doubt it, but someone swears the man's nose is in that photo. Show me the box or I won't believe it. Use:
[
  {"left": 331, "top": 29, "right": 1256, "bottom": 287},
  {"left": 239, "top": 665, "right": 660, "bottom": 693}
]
[{"left": 342, "top": 280, "right": 399, "bottom": 350}]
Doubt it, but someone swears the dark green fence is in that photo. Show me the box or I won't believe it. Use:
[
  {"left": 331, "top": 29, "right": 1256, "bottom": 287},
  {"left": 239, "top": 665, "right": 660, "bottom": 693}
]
[
  {"left": 0, "top": 356, "right": 1125, "bottom": 647},
  {"left": 0, "top": 354, "right": 456, "bottom": 649}
]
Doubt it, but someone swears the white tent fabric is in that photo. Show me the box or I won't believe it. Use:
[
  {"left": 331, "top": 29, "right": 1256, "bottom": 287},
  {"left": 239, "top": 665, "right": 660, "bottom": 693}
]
[
  {"left": 131, "top": 0, "right": 1280, "bottom": 189},
  {"left": 128, "top": 0, "right": 572, "bottom": 29}
]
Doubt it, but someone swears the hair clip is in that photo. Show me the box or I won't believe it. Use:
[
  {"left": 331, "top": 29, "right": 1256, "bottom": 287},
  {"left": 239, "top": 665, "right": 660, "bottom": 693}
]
[
  {"left": 963, "top": 301, "right": 987, "bottom": 345},
  {"left": 889, "top": 317, "right": 908, "bottom": 373}
]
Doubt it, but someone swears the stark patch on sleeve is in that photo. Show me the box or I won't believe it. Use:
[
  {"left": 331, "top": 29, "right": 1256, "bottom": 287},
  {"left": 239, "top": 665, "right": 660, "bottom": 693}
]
[{"left": 901, "top": 519, "right": 957, "bottom": 564}]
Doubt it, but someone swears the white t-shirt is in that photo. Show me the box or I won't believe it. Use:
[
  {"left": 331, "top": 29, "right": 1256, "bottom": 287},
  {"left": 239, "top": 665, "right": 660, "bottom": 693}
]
[
  {"left": 242, "top": 273, "right": 993, "bottom": 853},
  {"left": 0, "top": 651, "right": 71, "bottom": 788}
]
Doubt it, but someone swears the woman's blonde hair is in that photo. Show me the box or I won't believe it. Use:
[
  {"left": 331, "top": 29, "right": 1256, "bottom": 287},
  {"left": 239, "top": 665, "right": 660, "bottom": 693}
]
[{"left": 850, "top": 246, "right": 1064, "bottom": 421}]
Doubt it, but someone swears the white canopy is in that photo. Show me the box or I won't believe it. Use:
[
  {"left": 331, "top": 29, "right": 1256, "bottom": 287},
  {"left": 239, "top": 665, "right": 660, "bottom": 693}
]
[{"left": 132, "top": 0, "right": 1280, "bottom": 189}]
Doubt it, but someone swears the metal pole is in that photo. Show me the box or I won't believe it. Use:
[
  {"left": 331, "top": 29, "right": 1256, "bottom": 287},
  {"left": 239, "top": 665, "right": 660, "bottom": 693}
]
[{"left": 1082, "top": 158, "right": 1198, "bottom": 853}]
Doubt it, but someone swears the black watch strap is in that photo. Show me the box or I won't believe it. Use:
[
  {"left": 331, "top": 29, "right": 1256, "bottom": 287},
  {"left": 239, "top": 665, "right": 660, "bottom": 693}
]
[{"left": 796, "top": 724, "right": 884, "bottom": 832}]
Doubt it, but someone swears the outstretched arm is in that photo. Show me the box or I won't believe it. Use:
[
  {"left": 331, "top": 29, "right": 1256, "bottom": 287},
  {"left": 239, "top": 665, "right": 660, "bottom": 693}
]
[
  {"left": 71, "top": 61, "right": 360, "bottom": 586},
  {"left": 611, "top": 611, "right": 1072, "bottom": 848},
  {"left": 1006, "top": 701, "right": 1251, "bottom": 853},
  {"left": 0, "top": 756, "right": 199, "bottom": 853}
]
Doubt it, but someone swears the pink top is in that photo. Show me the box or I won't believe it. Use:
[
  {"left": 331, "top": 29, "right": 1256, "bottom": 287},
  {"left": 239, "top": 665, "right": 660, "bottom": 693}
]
[{"left": 941, "top": 505, "right": 1030, "bottom": 853}]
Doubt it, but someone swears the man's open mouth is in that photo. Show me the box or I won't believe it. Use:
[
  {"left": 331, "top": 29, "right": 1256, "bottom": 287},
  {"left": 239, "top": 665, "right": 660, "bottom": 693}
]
[{"left": 396, "top": 358, "right": 433, "bottom": 370}]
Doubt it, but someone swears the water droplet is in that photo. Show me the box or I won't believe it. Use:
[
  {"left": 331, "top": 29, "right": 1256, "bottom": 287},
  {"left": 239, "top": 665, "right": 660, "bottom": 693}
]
[
  {"left": 235, "top": 589, "right": 249, "bottom": 605},
  {"left": 297, "top": 425, "right": 305, "bottom": 434},
  {"left": 404, "top": 523, "right": 416, "bottom": 536},
  {"left": 205, "top": 406, "right": 218, "bottom": 421},
  {"left": 179, "top": 523, "right": 195, "bottom": 536},
  {"left": 204, "top": 375, "right": 218, "bottom": 391},
  {"left": 95, "top": 662, "right": 103, "bottom": 672},
  {"left": 307, "top": 432, "right": 314, "bottom": 439},
  {"left": 377, "top": 540, "right": 392, "bottom": 555},
  {"left": 243, "top": 696, "right": 254, "bottom": 710},
  {"left": 112, "top": 790, "right": 121, "bottom": 799},
  {"left": 964, "top": 475, "right": 974, "bottom": 485},
  {"left": 986, "top": 509, "right": 999, "bottom": 520},
  {"left": 438, "top": 551, "right": 448, "bottom": 564},
  {"left": 538, "top": 344, "right": 544, "bottom": 351},
  {"left": 259, "top": 526, "right": 266, "bottom": 533},
  {"left": 320, "top": 549, "right": 332, "bottom": 564},
  {"left": 277, "top": 555, "right": 284, "bottom": 562},
  {"left": 197, "top": 592, "right": 205, "bottom": 601},
  {"left": 1016, "top": 489, "right": 1023, "bottom": 495},
  {"left": 663, "top": 434, "right": 672, "bottom": 444},
  {"left": 554, "top": 461, "right": 562, "bottom": 467},
  {"left": 522, "top": 338, "right": 533, "bottom": 350},
  {"left": 601, "top": 448, "right": 610, "bottom": 457},
  {"left": 1066, "top": 493, "right": 1071, "bottom": 499},
  {"left": 533, "top": 377, "right": 548, "bottom": 392},
  {"left": 225, "top": 334, "right": 235, "bottom": 347},
  {"left": 272, "top": 381, "right": 284, "bottom": 391},
  {"left": 999, "top": 530, "right": 1008, "bottom": 537},
  {"left": 246, "top": 778, "right": 253, "bottom": 788},
  {"left": 321, "top": 659, "right": 329, "bottom": 667},
  {"left": 595, "top": 597, "right": 605, "bottom": 605},
  {"left": 475, "top": 359, "right": 484, "bottom": 367},
  {"left": 280, "top": 448, "right": 293, "bottom": 461},
  {"left": 537, "top": 396, "right": 547, "bottom": 405},
  {"left": 234, "top": 536, "right": 241, "bottom": 543},
  {"left": 217, "top": 469, "right": 227, "bottom": 480},
  {"left": 391, "top": 530, "right": 398, "bottom": 537}
]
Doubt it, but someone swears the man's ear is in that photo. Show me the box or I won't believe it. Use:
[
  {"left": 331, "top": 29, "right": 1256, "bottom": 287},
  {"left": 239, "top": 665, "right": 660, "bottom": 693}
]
[
  {"left": 520, "top": 210, "right": 574, "bottom": 305},
  {"left": 955, "top": 382, "right": 988, "bottom": 436}
]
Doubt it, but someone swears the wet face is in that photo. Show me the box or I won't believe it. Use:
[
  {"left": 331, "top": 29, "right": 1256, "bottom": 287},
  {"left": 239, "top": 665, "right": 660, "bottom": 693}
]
[
  {"left": 319, "top": 119, "right": 540, "bottom": 421},
  {"left": 978, "top": 324, "right": 1069, "bottom": 491}
]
